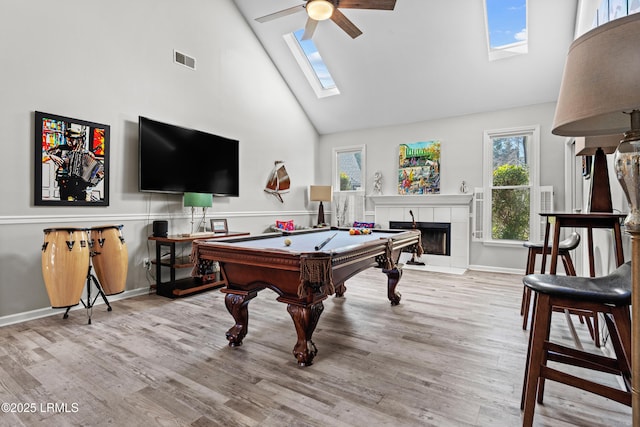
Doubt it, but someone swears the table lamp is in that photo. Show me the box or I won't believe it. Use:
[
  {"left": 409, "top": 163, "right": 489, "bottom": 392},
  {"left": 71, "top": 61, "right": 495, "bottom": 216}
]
[
  {"left": 309, "top": 185, "right": 332, "bottom": 225},
  {"left": 183, "top": 192, "right": 213, "bottom": 234},
  {"left": 574, "top": 135, "right": 624, "bottom": 212},
  {"left": 551, "top": 13, "right": 640, "bottom": 422}
]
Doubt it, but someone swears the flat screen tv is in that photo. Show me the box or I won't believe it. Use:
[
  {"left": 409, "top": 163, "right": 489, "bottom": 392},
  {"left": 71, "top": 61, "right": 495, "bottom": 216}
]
[{"left": 138, "top": 116, "right": 239, "bottom": 196}]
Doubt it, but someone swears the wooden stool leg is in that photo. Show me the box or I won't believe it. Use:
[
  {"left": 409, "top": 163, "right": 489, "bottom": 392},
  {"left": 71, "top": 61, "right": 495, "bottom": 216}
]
[
  {"left": 521, "top": 247, "right": 539, "bottom": 329},
  {"left": 521, "top": 292, "right": 538, "bottom": 410},
  {"left": 536, "top": 297, "right": 554, "bottom": 405},
  {"left": 562, "top": 253, "right": 577, "bottom": 276},
  {"left": 522, "top": 293, "right": 552, "bottom": 426},
  {"left": 561, "top": 252, "right": 601, "bottom": 347},
  {"left": 522, "top": 288, "right": 532, "bottom": 329},
  {"left": 607, "top": 306, "right": 632, "bottom": 379}
]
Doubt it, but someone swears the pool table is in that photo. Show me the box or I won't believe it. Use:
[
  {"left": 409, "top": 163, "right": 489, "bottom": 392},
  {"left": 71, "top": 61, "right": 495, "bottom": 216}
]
[{"left": 193, "top": 227, "right": 422, "bottom": 366}]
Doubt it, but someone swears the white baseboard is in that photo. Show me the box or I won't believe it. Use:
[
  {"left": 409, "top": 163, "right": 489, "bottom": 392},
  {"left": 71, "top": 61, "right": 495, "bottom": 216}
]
[
  {"left": 0, "top": 287, "right": 151, "bottom": 328},
  {"left": 467, "top": 264, "right": 523, "bottom": 275}
]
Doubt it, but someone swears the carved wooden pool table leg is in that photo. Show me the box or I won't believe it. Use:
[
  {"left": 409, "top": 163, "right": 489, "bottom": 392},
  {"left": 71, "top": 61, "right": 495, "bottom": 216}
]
[
  {"left": 382, "top": 267, "right": 402, "bottom": 305},
  {"left": 334, "top": 281, "right": 347, "bottom": 297},
  {"left": 287, "top": 302, "right": 324, "bottom": 366},
  {"left": 224, "top": 291, "right": 258, "bottom": 347}
]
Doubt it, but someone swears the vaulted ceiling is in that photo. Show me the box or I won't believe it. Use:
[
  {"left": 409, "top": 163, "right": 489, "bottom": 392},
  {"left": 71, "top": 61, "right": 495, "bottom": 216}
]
[{"left": 232, "top": 1, "right": 578, "bottom": 135}]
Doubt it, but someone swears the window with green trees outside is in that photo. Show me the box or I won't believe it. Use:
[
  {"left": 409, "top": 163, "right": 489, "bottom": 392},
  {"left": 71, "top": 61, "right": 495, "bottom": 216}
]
[{"left": 491, "top": 136, "right": 530, "bottom": 240}]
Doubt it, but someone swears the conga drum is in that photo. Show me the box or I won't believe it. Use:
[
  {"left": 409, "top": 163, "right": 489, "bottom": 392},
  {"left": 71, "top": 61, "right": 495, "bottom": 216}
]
[
  {"left": 90, "top": 224, "right": 128, "bottom": 295},
  {"left": 41, "top": 227, "right": 90, "bottom": 308}
]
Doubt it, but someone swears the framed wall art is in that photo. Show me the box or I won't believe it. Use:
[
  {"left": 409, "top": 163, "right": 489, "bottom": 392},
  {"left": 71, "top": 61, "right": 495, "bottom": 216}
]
[
  {"left": 398, "top": 141, "right": 441, "bottom": 195},
  {"left": 35, "top": 111, "right": 110, "bottom": 206}
]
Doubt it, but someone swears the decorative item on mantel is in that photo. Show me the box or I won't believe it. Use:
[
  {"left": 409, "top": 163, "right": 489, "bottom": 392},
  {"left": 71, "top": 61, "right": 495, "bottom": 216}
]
[
  {"left": 551, "top": 13, "right": 640, "bottom": 423},
  {"left": 372, "top": 171, "right": 383, "bottom": 195},
  {"left": 264, "top": 160, "right": 290, "bottom": 203},
  {"left": 459, "top": 181, "right": 468, "bottom": 194},
  {"left": 398, "top": 141, "right": 440, "bottom": 195}
]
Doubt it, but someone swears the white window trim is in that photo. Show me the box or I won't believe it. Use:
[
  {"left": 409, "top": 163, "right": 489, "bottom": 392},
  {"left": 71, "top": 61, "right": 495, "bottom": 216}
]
[
  {"left": 332, "top": 145, "right": 366, "bottom": 193},
  {"left": 481, "top": 125, "right": 541, "bottom": 244},
  {"left": 487, "top": 41, "right": 528, "bottom": 61},
  {"left": 482, "top": 0, "right": 529, "bottom": 62},
  {"left": 283, "top": 32, "right": 340, "bottom": 99}
]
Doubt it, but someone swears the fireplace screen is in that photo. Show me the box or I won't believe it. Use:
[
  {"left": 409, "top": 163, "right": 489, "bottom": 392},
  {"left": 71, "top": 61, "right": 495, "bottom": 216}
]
[{"left": 390, "top": 221, "right": 451, "bottom": 256}]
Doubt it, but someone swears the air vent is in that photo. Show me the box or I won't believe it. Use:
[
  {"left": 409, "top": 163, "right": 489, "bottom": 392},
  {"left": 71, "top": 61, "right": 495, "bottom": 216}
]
[{"left": 174, "top": 50, "right": 196, "bottom": 70}]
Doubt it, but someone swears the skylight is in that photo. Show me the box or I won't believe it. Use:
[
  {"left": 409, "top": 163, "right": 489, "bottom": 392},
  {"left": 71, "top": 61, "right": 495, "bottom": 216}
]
[
  {"left": 283, "top": 29, "right": 340, "bottom": 98},
  {"left": 484, "top": 0, "right": 528, "bottom": 61}
]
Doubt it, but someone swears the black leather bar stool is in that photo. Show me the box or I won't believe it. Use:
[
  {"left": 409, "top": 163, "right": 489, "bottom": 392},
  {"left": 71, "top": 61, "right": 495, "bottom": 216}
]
[
  {"left": 521, "top": 232, "right": 581, "bottom": 330},
  {"left": 520, "top": 262, "right": 631, "bottom": 427}
]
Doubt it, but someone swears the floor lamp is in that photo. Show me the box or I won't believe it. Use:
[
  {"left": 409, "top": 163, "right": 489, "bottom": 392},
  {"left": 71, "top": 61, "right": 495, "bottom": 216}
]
[
  {"left": 183, "top": 192, "right": 213, "bottom": 234},
  {"left": 551, "top": 13, "right": 640, "bottom": 423},
  {"left": 310, "top": 185, "right": 332, "bottom": 226}
]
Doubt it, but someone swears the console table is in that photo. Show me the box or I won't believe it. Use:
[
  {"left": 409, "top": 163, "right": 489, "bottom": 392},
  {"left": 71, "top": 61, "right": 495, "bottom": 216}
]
[{"left": 148, "top": 232, "right": 249, "bottom": 298}]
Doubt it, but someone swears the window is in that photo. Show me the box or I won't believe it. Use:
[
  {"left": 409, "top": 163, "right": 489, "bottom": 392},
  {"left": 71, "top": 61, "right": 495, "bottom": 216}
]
[
  {"left": 332, "top": 145, "right": 366, "bottom": 227},
  {"left": 283, "top": 30, "right": 339, "bottom": 98},
  {"left": 475, "top": 125, "right": 547, "bottom": 244},
  {"left": 333, "top": 145, "right": 365, "bottom": 192},
  {"left": 483, "top": 0, "right": 528, "bottom": 61}
]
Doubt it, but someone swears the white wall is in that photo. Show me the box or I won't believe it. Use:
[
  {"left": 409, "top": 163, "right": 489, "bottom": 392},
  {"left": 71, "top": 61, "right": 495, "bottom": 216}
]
[
  {"left": 318, "top": 102, "right": 567, "bottom": 272},
  {"left": 0, "top": 0, "right": 319, "bottom": 320}
]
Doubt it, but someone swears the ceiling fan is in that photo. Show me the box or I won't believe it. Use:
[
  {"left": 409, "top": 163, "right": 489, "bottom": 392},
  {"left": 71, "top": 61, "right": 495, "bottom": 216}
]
[{"left": 255, "top": 0, "right": 397, "bottom": 40}]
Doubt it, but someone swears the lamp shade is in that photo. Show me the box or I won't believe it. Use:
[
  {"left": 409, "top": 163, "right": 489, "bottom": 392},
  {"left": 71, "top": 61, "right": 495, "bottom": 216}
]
[
  {"left": 574, "top": 134, "right": 623, "bottom": 156},
  {"left": 307, "top": 0, "right": 335, "bottom": 21},
  {"left": 552, "top": 13, "right": 640, "bottom": 137},
  {"left": 183, "top": 192, "right": 212, "bottom": 208},
  {"left": 310, "top": 185, "right": 332, "bottom": 202}
]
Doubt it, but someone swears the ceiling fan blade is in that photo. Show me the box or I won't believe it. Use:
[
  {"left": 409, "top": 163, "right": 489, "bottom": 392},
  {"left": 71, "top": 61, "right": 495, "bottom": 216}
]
[
  {"left": 335, "top": 0, "right": 396, "bottom": 10},
  {"left": 255, "top": 4, "right": 305, "bottom": 23},
  {"left": 330, "top": 8, "right": 363, "bottom": 39},
  {"left": 301, "top": 17, "right": 319, "bottom": 40}
]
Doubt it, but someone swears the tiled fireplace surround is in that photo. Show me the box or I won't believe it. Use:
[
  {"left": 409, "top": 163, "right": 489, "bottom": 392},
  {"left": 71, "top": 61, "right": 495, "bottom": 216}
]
[{"left": 370, "top": 195, "right": 473, "bottom": 269}]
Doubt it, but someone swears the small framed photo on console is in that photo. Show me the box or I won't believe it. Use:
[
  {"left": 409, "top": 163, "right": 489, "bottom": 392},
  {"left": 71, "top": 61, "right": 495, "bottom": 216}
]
[{"left": 211, "top": 219, "right": 228, "bottom": 233}]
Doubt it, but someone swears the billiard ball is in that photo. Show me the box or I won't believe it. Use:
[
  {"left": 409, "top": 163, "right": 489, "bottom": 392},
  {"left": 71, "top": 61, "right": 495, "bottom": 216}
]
[{"left": 284, "top": 238, "right": 292, "bottom": 246}]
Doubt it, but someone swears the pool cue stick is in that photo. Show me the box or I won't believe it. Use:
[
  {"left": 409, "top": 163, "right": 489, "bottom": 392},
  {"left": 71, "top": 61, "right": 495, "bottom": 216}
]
[{"left": 315, "top": 233, "right": 337, "bottom": 251}]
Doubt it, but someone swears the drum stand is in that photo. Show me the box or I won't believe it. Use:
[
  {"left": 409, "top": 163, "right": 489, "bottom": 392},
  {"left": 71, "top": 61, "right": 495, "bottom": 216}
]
[{"left": 63, "top": 263, "right": 112, "bottom": 325}]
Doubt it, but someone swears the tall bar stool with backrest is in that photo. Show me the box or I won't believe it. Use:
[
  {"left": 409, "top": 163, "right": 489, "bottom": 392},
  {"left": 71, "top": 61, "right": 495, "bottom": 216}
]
[
  {"left": 521, "top": 232, "right": 581, "bottom": 329},
  {"left": 520, "top": 262, "right": 632, "bottom": 426}
]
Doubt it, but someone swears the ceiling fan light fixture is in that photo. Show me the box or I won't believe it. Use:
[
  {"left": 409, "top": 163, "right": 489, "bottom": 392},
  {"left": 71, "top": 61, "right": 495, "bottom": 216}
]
[{"left": 307, "top": 0, "right": 335, "bottom": 21}]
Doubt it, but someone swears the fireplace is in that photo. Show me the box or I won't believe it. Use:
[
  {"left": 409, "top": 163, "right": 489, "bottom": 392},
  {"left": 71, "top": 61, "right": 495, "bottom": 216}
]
[
  {"left": 370, "top": 194, "right": 472, "bottom": 270},
  {"left": 390, "top": 221, "right": 451, "bottom": 256}
]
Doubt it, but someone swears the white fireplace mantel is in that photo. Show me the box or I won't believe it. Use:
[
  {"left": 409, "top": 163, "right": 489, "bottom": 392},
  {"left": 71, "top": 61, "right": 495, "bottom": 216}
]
[
  {"left": 370, "top": 194, "right": 472, "bottom": 270},
  {"left": 368, "top": 194, "right": 473, "bottom": 207}
]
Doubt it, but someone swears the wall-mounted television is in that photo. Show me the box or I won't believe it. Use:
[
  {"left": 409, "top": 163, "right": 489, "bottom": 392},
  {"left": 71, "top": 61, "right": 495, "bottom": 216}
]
[{"left": 138, "top": 116, "right": 239, "bottom": 196}]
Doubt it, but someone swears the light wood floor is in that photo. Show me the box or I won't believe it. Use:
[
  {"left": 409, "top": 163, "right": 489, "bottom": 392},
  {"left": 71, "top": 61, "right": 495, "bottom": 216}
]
[{"left": 0, "top": 268, "right": 632, "bottom": 426}]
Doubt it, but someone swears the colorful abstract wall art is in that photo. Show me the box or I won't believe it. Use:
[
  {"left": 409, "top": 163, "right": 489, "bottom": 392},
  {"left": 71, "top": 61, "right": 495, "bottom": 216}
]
[{"left": 398, "top": 141, "right": 440, "bottom": 195}]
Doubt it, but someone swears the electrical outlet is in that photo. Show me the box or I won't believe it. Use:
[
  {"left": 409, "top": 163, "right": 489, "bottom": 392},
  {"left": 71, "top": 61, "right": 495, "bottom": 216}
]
[{"left": 143, "top": 258, "right": 151, "bottom": 270}]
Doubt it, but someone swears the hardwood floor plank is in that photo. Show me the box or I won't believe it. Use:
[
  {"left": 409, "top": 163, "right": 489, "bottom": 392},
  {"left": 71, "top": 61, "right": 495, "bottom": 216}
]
[{"left": 0, "top": 268, "right": 632, "bottom": 426}]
